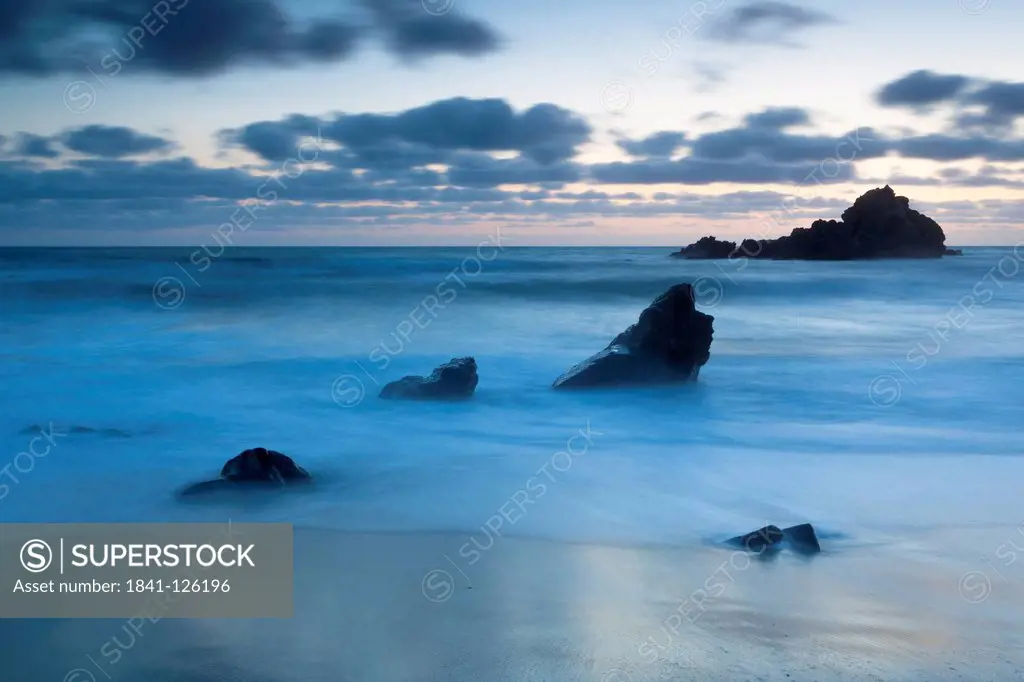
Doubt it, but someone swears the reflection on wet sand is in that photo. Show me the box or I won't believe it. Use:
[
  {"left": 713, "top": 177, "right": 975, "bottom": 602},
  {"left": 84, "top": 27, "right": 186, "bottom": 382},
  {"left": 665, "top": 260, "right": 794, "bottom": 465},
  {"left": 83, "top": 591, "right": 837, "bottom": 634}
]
[{"left": 3, "top": 526, "right": 1023, "bottom": 682}]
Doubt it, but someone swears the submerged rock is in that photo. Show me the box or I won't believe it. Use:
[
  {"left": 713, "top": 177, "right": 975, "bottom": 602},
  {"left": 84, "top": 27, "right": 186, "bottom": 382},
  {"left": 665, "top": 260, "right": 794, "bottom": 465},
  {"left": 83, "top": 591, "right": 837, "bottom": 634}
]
[
  {"left": 380, "top": 357, "right": 479, "bottom": 400},
  {"left": 552, "top": 283, "right": 713, "bottom": 389},
  {"left": 726, "top": 523, "right": 821, "bottom": 554},
  {"left": 674, "top": 186, "right": 954, "bottom": 260},
  {"left": 179, "top": 447, "right": 311, "bottom": 496}
]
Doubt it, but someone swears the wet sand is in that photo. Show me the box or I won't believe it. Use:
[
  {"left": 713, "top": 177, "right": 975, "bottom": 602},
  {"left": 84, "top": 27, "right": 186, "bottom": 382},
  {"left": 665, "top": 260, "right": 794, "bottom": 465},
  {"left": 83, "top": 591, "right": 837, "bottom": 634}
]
[{"left": 4, "top": 525, "right": 1024, "bottom": 681}]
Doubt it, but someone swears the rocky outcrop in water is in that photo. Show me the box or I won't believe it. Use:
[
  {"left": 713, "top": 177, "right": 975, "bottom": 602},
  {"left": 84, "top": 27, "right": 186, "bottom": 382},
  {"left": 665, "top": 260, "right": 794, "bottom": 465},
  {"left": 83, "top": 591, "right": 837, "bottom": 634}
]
[
  {"left": 380, "top": 357, "right": 479, "bottom": 400},
  {"left": 179, "top": 447, "right": 311, "bottom": 495},
  {"left": 673, "top": 236, "right": 738, "bottom": 259},
  {"left": 672, "top": 186, "right": 959, "bottom": 260},
  {"left": 552, "top": 283, "right": 713, "bottom": 389}
]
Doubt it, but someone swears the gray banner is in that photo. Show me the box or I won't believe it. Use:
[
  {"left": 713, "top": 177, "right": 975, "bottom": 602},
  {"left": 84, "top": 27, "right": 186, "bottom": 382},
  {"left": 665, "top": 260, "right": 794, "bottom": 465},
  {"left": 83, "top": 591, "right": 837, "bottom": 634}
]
[{"left": 0, "top": 523, "right": 292, "bottom": 618}]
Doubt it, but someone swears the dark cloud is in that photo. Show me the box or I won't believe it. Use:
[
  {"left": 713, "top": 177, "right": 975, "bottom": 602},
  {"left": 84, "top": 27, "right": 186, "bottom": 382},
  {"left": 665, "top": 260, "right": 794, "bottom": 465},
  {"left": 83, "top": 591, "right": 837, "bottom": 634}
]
[
  {"left": 220, "top": 116, "right": 321, "bottom": 162},
  {"left": 687, "top": 123, "right": 883, "bottom": 164},
  {"left": 617, "top": 132, "right": 688, "bottom": 158},
  {"left": 892, "top": 134, "right": 1024, "bottom": 162},
  {"left": 706, "top": 1, "right": 836, "bottom": 45},
  {"left": 743, "top": 107, "right": 811, "bottom": 129},
  {"left": 11, "top": 133, "right": 60, "bottom": 159},
  {"left": 445, "top": 154, "right": 582, "bottom": 188},
  {"left": 61, "top": 125, "right": 174, "bottom": 157},
  {"left": 225, "top": 98, "right": 592, "bottom": 166},
  {"left": 875, "top": 70, "right": 972, "bottom": 107},
  {"left": 965, "top": 81, "right": 1024, "bottom": 129},
  {"left": 0, "top": 0, "right": 500, "bottom": 77},
  {"left": 364, "top": 0, "right": 499, "bottom": 58},
  {"left": 877, "top": 71, "right": 1024, "bottom": 134}
]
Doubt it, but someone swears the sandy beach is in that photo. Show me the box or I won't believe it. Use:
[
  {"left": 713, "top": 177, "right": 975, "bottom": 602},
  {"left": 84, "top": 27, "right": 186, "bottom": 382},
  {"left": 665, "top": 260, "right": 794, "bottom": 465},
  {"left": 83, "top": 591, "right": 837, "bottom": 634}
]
[{"left": 4, "top": 525, "right": 1023, "bottom": 682}]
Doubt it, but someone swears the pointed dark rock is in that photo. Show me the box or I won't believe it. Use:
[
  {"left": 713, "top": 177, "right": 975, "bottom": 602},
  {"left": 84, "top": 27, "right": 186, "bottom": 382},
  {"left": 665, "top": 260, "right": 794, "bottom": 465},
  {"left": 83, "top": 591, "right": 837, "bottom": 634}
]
[
  {"left": 380, "top": 357, "right": 478, "bottom": 400},
  {"left": 553, "top": 283, "right": 714, "bottom": 389}
]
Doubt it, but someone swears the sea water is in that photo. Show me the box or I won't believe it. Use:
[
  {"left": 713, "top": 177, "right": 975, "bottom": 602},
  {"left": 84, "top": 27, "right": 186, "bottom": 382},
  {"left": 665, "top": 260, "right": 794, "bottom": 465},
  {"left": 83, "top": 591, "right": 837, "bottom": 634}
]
[{"left": 1, "top": 246, "right": 1022, "bottom": 550}]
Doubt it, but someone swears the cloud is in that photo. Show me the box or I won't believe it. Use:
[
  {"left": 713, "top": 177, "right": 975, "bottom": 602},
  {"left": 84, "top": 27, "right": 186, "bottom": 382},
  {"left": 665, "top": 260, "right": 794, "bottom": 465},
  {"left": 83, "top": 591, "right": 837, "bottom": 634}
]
[
  {"left": 0, "top": 0, "right": 500, "bottom": 77},
  {"left": 5, "top": 93, "right": 1024, "bottom": 241},
  {"left": 589, "top": 157, "right": 855, "bottom": 185},
  {"left": 690, "top": 62, "right": 730, "bottom": 92},
  {"left": 218, "top": 116, "right": 321, "bottom": 162},
  {"left": 11, "top": 133, "right": 60, "bottom": 159},
  {"left": 705, "top": 1, "right": 836, "bottom": 45},
  {"left": 965, "top": 81, "right": 1024, "bottom": 129},
  {"left": 617, "top": 132, "right": 688, "bottom": 158},
  {"left": 875, "top": 70, "right": 972, "bottom": 107},
  {"left": 61, "top": 125, "right": 174, "bottom": 157},
  {"left": 862, "top": 166, "right": 1024, "bottom": 189},
  {"left": 892, "top": 134, "right": 1024, "bottom": 162},
  {"left": 877, "top": 71, "right": 1024, "bottom": 133},
  {"left": 743, "top": 107, "right": 811, "bottom": 129},
  {"left": 224, "top": 98, "right": 592, "bottom": 166},
  {"left": 363, "top": 0, "right": 500, "bottom": 58},
  {"left": 445, "top": 154, "right": 582, "bottom": 187},
  {"left": 686, "top": 112, "right": 881, "bottom": 163}
]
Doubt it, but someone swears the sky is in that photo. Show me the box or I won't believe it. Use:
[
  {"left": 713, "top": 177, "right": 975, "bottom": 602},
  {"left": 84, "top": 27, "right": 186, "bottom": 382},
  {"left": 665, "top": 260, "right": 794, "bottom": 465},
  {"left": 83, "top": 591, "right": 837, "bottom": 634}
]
[{"left": 1, "top": 0, "right": 1023, "bottom": 245}]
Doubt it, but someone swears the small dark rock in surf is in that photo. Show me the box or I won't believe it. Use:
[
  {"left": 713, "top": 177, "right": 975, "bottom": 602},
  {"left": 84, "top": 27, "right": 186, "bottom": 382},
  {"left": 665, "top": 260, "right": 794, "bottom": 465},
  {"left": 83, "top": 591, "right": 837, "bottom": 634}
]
[
  {"left": 552, "top": 283, "right": 713, "bottom": 389},
  {"left": 781, "top": 522, "right": 821, "bottom": 553},
  {"left": 21, "top": 424, "right": 131, "bottom": 438},
  {"left": 728, "top": 525, "right": 785, "bottom": 552},
  {"left": 380, "top": 357, "right": 479, "bottom": 400},
  {"left": 179, "top": 447, "right": 311, "bottom": 496},
  {"left": 727, "top": 523, "right": 821, "bottom": 554}
]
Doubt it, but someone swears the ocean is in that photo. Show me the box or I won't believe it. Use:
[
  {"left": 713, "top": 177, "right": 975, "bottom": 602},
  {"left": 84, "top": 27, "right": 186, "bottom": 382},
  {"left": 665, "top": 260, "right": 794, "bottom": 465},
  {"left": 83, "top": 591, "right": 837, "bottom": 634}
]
[{"left": 2, "top": 245, "right": 1023, "bottom": 548}]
